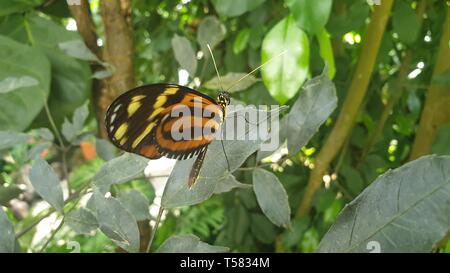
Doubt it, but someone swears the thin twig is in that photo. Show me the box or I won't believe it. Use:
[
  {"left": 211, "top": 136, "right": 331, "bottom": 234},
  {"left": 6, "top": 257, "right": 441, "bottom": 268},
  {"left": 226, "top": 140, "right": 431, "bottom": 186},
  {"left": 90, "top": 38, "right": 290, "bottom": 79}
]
[
  {"left": 15, "top": 209, "right": 55, "bottom": 239},
  {"left": 39, "top": 218, "right": 65, "bottom": 253}
]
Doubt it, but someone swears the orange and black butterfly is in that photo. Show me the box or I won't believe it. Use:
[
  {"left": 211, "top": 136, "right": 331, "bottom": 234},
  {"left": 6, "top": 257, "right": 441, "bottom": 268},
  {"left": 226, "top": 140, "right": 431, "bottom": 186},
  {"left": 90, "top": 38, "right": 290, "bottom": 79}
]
[{"left": 105, "top": 83, "right": 230, "bottom": 188}]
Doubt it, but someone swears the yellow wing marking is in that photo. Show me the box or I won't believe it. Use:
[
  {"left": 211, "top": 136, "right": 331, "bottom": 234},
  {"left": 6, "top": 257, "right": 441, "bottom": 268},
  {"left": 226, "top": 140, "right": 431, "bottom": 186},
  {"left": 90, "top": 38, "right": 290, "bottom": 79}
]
[
  {"left": 114, "top": 123, "right": 128, "bottom": 140},
  {"left": 132, "top": 122, "right": 157, "bottom": 149},
  {"left": 148, "top": 107, "right": 164, "bottom": 121},
  {"left": 153, "top": 95, "right": 167, "bottom": 108},
  {"left": 127, "top": 100, "right": 141, "bottom": 116},
  {"left": 163, "top": 87, "right": 178, "bottom": 95}
]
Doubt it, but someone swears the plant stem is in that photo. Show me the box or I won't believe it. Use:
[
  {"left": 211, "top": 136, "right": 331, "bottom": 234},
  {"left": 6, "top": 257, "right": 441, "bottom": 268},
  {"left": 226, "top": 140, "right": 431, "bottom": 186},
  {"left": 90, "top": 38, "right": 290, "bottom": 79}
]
[
  {"left": 39, "top": 217, "right": 65, "bottom": 253},
  {"left": 146, "top": 206, "right": 164, "bottom": 253}
]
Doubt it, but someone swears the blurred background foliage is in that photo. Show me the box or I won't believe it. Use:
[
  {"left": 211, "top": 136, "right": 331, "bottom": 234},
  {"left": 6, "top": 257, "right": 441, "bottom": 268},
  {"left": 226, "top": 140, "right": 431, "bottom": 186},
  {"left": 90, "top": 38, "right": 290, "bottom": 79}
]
[{"left": 0, "top": 0, "right": 449, "bottom": 253}]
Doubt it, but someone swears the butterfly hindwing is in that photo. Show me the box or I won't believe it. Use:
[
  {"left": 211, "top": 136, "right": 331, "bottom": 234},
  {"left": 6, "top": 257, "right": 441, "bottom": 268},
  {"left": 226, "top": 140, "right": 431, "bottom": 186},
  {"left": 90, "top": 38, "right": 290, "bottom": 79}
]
[{"left": 105, "top": 83, "right": 224, "bottom": 160}]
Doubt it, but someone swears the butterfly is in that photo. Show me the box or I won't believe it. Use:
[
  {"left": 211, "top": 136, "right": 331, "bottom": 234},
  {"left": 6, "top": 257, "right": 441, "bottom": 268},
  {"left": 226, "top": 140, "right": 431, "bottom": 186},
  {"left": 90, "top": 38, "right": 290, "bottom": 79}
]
[{"left": 105, "top": 83, "right": 231, "bottom": 188}]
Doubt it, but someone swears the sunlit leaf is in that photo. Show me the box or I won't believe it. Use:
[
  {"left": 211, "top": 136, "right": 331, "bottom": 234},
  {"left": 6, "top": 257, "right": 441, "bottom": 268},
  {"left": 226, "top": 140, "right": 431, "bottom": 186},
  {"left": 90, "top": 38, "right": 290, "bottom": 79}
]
[
  {"left": 286, "top": 70, "right": 337, "bottom": 155},
  {"left": 171, "top": 34, "right": 197, "bottom": 77},
  {"left": 316, "top": 28, "right": 336, "bottom": 79},
  {"left": 253, "top": 168, "right": 291, "bottom": 227},
  {"left": 157, "top": 234, "right": 229, "bottom": 253},
  {"left": 28, "top": 158, "right": 64, "bottom": 211},
  {"left": 261, "top": 16, "right": 309, "bottom": 104},
  {"left": 318, "top": 155, "right": 450, "bottom": 253},
  {"left": 233, "top": 28, "right": 250, "bottom": 54},
  {"left": 286, "top": 0, "right": 333, "bottom": 34},
  {"left": 58, "top": 40, "right": 99, "bottom": 62},
  {"left": 203, "top": 72, "right": 259, "bottom": 92},
  {"left": 0, "top": 76, "right": 39, "bottom": 94}
]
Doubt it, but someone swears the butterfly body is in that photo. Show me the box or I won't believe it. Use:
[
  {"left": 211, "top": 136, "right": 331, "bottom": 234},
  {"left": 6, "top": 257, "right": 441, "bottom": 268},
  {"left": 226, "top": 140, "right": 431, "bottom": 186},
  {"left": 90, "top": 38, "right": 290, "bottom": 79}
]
[{"left": 105, "top": 83, "right": 230, "bottom": 188}]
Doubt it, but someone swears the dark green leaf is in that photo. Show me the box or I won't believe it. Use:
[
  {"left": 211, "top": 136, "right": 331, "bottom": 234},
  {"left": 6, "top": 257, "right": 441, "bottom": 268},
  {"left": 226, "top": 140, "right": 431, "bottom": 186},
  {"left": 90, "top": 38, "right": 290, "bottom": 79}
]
[
  {"left": 318, "top": 155, "right": 450, "bottom": 253},
  {"left": 286, "top": 71, "right": 337, "bottom": 155},
  {"left": 392, "top": 0, "right": 420, "bottom": 45},
  {"left": 233, "top": 28, "right": 250, "bottom": 54},
  {"left": 261, "top": 16, "right": 310, "bottom": 104},
  {"left": 253, "top": 168, "right": 291, "bottom": 227},
  {"left": 28, "top": 158, "right": 64, "bottom": 211},
  {"left": 250, "top": 213, "right": 276, "bottom": 244},
  {"left": 0, "top": 0, "right": 44, "bottom": 16},
  {"left": 0, "top": 185, "right": 23, "bottom": 206},
  {"left": 286, "top": 0, "right": 333, "bottom": 34},
  {"left": 157, "top": 234, "right": 229, "bottom": 253},
  {"left": 0, "top": 35, "right": 51, "bottom": 131}
]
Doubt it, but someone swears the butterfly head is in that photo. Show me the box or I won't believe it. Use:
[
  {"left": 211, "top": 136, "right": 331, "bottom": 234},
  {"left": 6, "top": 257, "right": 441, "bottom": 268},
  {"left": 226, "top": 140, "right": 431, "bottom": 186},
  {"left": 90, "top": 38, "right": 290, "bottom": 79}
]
[{"left": 217, "top": 91, "right": 230, "bottom": 109}]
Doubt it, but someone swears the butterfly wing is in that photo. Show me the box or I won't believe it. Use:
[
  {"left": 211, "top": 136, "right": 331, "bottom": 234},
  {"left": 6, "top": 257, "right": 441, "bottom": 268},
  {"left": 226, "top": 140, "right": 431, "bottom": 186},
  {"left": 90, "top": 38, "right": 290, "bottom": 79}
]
[{"left": 105, "top": 83, "right": 224, "bottom": 160}]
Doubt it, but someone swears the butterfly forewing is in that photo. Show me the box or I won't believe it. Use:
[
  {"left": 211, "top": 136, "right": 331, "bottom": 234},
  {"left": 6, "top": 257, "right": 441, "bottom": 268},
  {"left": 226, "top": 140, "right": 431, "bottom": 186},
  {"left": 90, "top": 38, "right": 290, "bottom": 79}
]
[{"left": 105, "top": 84, "right": 224, "bottom": 160}]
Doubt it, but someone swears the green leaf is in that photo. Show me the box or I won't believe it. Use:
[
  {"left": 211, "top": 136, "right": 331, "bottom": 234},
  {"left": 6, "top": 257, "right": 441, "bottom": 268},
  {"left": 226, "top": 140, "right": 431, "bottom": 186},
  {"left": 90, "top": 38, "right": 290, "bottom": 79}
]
[
  {"left": 157, "top": 234, "right": 229, "bottom": 253},
  {"left": 95, "top": 138, "right": 117, "bottom": 161},
  {"left": 286, "top": 71, "right": 337, "bottom": 155},
  {"left": 27, "top": 142, "right": 51, "bottom": 160},
  {"left": 233, "top": 28, "right": 250, "bottom": 54},
  {"left": 0, "top": 14, "right": 92, "bottom": 128},
  {"left": 58, "top": 40, "right": 100, "bottom": 62},
  {"left": 286, "top": 0, "right": 333, "bottom": 34},
  {"left": 261, "top": 16, "right": 310, "bottom": 104},
  {"left": 197, "top": 16, "right": 226, "bottom": 53},
  {"left": 117, "top": 189, "right": 150, "bottom": 221},
  {"left": 35, "top": 128, "right": 54, "bottom": 142},
  {"left": 92, "top": 190, "right": 140, "bottom": 253},
  {"left": 316, "top": 28, "right": 336, "bottom": 79},
  {"left": 392, "top": 0, "right": 420, "bottom": 45},
  {"left": 0, "top": 207, "right": 15, "bottom": 253},
  {"left": 171, "top": 34, "right": 197, "bottom": 77},
  {"left": 250, "top": 213, "right": 276, "bottom": 244},
  {"left": 28, "top": 158, "right": 64, "bottom": 211},
  {"left": 0, "top": 131, "right": 30, "bottom": 150},
  {"left": 211, "top": 0, "right": 265, "bottom": 17},
  {"left": 318, "top": 155, "right": 450, "bottom": 253},
  {"left": 204, "top": 72, "right": 259, "bottom": 92},
  {"left": 214, "top": 173, "right": 252, "bottom": 194},
  {"left": 0, "top": 185, "right": 23, "bottom": 206},
  {"left": 61, "top": 101, "right": 89, "bottom": 143},
  {"left": 0, "top": 35, "right": 51, "bottom": 131},
  {"left": 92, "top": 153, "right": 149, "bottom": 194},
  {"left": 253, "top": 168, "right": 291, "bottom": 227},
  {"left": 432, "top": 123, "right": 450, "bottom": 155},
  {"left": 161, "top": 106, "right": 286, "bottom": 208},
  {"left": 65, "top": 207, "right": 99, "bottom": 235},
  {"left": 0, "top": 0, "right": 44, "bottom": 16}
]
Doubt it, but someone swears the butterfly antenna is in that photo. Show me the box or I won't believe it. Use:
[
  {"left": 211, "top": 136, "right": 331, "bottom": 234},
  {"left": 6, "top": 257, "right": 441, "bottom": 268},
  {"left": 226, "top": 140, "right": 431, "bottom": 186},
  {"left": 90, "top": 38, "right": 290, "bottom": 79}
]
[
  {"left": 206, "top": 44, "right": 225, "bottom": 91},
  {"left": 226, "top": 50, "right": 288, "bottom": 93}
]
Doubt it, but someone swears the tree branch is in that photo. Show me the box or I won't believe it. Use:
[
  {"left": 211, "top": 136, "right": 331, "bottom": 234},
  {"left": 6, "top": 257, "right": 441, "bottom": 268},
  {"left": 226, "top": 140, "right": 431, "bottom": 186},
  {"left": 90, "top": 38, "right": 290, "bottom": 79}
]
[
  {"left": 297, "top": 0, "right": 394, "bottom": 217},
  {"left": 67, "top": 0, "right": 99, "bottom": 57},
  {"left": 409, "top": 4, "right": 450, "bottom": 160}
]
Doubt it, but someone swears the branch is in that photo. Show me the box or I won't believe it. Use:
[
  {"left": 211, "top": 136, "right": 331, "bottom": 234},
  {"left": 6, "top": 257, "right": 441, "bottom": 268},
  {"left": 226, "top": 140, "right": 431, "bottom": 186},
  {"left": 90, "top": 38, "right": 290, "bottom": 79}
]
[
  {"left": 68, "top": 0, "right": 100, "bottom": 57},
  {"left": 297, "top": 0, "right": 395, "bottom": 217},
  {"left": 409, "top": 4, "right": 450, "bottom": 160}
]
